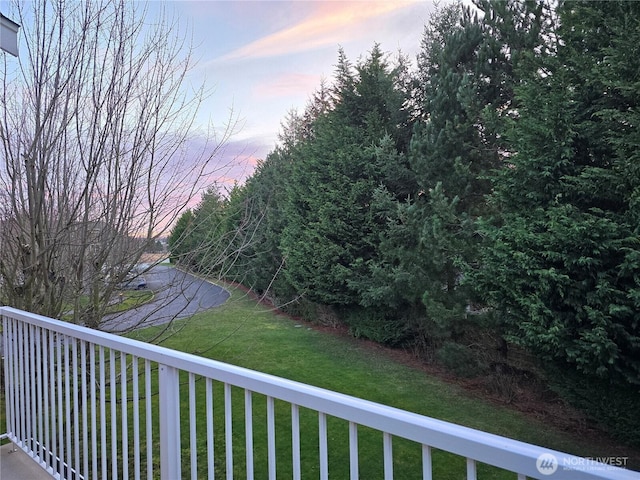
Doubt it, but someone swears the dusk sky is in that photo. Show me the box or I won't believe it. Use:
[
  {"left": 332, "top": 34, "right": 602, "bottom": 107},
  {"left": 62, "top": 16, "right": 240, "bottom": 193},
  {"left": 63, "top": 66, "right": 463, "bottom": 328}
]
[{"left": 162, "top": 0, "right": 439, "bottom": 187}]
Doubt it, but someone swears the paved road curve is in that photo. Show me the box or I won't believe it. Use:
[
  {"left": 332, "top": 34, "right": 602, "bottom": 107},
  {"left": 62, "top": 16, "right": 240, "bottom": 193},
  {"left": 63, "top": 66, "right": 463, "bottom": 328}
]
[{"left": 103, "top": 266, "right": 229, "bottom": 333}]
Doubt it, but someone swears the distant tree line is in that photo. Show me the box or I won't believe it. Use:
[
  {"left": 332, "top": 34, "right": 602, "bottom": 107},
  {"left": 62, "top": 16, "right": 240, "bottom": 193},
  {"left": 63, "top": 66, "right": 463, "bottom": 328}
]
[{"left": 170, "top": 0, "right": 640, "bottom": 445}]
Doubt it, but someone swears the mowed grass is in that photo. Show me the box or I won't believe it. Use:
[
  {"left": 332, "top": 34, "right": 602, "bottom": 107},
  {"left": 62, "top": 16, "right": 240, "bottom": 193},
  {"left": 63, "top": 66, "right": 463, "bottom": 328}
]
[{"left": 127, "top": 284, "right": 611, "bottom": 479}]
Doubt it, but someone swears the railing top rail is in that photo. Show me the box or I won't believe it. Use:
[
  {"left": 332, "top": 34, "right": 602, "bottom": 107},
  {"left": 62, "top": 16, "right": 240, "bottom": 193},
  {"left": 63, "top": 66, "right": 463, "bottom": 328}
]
[{"left": 1, "top": 306, "right": 635, "bottom": 480}]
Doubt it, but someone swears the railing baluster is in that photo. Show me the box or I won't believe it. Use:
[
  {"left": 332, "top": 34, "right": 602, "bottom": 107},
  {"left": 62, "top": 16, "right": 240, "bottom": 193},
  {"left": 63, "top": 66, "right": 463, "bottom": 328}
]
[
  {"left": 318, "top": 412, "right": 328, "bottom": 480},
  {"left": 267, "top": 395, "right": 276, "bottom": 480},
  {"left": 132, "top": 355, "right": 141, "bottom": 480},
  {"left": 36, "top": 327, "right": 44, "bottom": 464},
  {"left": 23, "top": 321, "right": 29, "bottom": 445},
  {"left": 13, "top": 319, "right": 20, "bottom": 444},
  {"left": 158, "top": 363, "right": 181, "bottom": 480},
  {"left": 189, "top": 372, "right": 198, "bottom": 480},
  {"left": 21, "top": 324, "right": 26, "bottom": 450},
  {"left": 72, "top": 337, "right": 80, "bottom": 478},
  {"left": 224, "top": 382, "right": 233, "bottom": 480},
  {"left": 17, "top": 320, "right": 25, "bottom": 444},
  {"left": 383, "top": 432, "right": 393, "bottom": 480},
  {"left": 57, "top": 331, "right": 64, "bottom": 477},
  {"left": 28, "top": 324, "right": 35, "bottom": 453},
  {"left": 38, "top": 329, "right": 50, "bottom": 465},
  {"left": 48, "top": 328, "right": 57, "bottom": 473},
  {"left": 110, "top": 349, "right": 118, "bottom": 480},
  {"left": 90, "top": 343, "right": 98, "bottom": 479},
  {"left": 422, "top": 444, "right": 432, "bottom": 480},
  {"left": 467, "top": 457, "right": 477, "bottom": 480},
  {"left": 24, "top": 322, "right": 30, "bottom": 445},
  {"left": 145, "top": 360, "right": 153, "bottom": 480},
  {"left": 245, "top": 389, "right": 254, "bottom": 480},
  {"left": 144, "top": 360, "right": 153, "bottom": 478},
  {"left": 349, "top": 421, "right": 358, "bottom": 480},
  {"left": 291, "top": 404, "right": 301, "bottom": 480},
  {"left": 81, "top": 340, "right": 89, "bottom": 479},
  {"left": 64, "top": 335, "right": 72, "bottom": 478},
  {"left": 100, "top": 346, "right": 107, "bottom": 480},
  {"left": 121, "top": 351, "right": 129, "bottom": 480},
  {"left": 206, "top": 377, "right": 215, "bottom": 479},
  {"left": 5, "top": 318, "right": 16, "bottom": 446},
  {"left": 11, "top": 320, "right": 18, "bottom": 442}
]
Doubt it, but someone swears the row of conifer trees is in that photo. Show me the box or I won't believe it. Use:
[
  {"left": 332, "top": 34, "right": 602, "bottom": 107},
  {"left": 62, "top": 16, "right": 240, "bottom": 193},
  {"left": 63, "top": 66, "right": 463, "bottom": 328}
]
[{"left": 170, "top": 1, "right": 640, "bottom": 445}]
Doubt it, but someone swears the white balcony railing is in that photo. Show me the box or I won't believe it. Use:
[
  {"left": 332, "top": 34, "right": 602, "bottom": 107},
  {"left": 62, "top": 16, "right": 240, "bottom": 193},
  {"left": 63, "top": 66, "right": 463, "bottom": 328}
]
[{"left": 1, "top": 306, "right": 635, "bottom": 480}]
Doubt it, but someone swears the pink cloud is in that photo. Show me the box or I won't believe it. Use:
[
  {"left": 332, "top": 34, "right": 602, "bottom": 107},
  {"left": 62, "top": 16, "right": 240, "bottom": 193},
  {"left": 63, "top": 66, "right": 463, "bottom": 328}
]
[
  {"left": 219, "top": 1, "right": 421, "bottom": 61},
  {"left": 253, "top": 72, "right": 321, "bottom": 98}
]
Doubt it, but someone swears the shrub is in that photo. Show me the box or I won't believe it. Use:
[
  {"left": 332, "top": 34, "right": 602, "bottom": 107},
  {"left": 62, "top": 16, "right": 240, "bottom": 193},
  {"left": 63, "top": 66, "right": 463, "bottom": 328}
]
[
  {"left": 436, "top": 341, "right": 487, "bottom": 378},
  {"left": 341, "top": 307, "right": 411, "bottom": 346},
  {"left": 546, "top": 366, "right": 640, "bottom": 447}
]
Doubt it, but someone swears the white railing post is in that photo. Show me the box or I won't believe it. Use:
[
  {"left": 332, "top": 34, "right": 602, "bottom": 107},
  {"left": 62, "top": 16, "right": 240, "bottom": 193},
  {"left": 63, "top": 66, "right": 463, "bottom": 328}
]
[
  {"left": 159, "top": 363, "right": 181, "bottom": 480},
  {"left": 2, "top": 315, "right": 13, "bottom": 441}
]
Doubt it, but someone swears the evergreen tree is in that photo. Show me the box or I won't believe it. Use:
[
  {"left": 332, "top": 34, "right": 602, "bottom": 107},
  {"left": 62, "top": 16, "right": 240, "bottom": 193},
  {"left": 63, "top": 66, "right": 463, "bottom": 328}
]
[
  {"left": 232, "top": 148, "right": 295, "bottom": 298},
  {"left": 280, "top": 46, "right": 412, "bottom": 314},
  {"left": 362, "top": 2, "right": 510, "bottom": 350},
  {"left": 169, "top": 186, "right": 237, "bottom": 274},
  {"left": 168, "top": 209, "right": 195, "bottom": 264},
  {"left": 409, "top": 6, "right": 490, "bottom": 340},
  {"left": 477, "top": 1, "right": 640, "bottom": 387}
]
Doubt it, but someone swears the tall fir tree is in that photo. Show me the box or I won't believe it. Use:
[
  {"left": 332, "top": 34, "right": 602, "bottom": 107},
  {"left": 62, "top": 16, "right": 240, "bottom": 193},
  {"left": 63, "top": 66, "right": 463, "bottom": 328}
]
[
  {"left": 477, "top": 1, "right": 640, "bottom": 391},
  {"left": 279, "top": 46, "right": 412, "bottom": 315},
  {"left": 366, "top": 2, "right": 509, "bottom": 350}
]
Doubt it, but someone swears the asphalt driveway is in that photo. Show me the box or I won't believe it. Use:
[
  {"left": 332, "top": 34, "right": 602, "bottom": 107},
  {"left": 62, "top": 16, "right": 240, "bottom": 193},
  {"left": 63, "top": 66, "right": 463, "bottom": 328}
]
[{"left": 103, "top": 266, "right": 229, "bottom": 333}]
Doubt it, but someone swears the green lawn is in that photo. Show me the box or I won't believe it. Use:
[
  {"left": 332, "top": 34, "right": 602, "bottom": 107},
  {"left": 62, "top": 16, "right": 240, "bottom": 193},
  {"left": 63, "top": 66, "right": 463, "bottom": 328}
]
[
  {"left": 127, "top": 285, "right": 625, "bottom": 479},
  {"left": 60, "top": 289, "right": 154, "bottom": 320},
  {"left": 108, "top": 289, "right": 154, "bottom": 313}
]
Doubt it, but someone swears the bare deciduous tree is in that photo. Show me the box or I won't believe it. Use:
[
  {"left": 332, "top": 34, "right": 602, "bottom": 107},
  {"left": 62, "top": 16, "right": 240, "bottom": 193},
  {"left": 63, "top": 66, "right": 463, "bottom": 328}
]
[{"left": 0, "top": 0, "right": 241, "bottom": 331}]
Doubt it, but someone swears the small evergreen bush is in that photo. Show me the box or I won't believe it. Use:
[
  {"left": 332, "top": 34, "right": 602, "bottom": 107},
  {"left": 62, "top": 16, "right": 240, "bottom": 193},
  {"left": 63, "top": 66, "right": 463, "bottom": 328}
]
[
  {"left": 342, "top": 307, "right": 410, "bottom": 346},
  {"left": 436, "top": 341, "right": 487, "bottom": 378}
]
